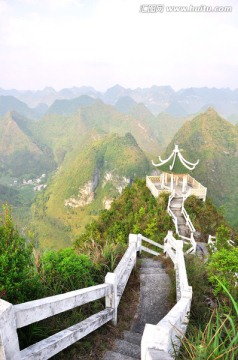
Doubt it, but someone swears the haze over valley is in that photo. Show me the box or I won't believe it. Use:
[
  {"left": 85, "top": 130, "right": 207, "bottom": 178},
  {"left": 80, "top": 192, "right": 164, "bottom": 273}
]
[{"left": 1, "top": 85, "right": 238, "bottom": 248}]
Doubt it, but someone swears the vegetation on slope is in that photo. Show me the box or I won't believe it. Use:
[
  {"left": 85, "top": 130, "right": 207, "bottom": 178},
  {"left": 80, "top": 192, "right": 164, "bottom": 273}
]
[
  {"left": 1, "top": 178, "right": 238, "bottom": 358},
  {"left": 74, "top": 179, "right": 173, "bottom": 261},
  {"left": 31, "top": 134, "right": 150, "bottom": 249},
  {"left": 165, "top": 108, "right": 238, "bottom": 229},
  {"left": 0, "top": 180, "right": 172, "bottom": 354},
  {"left": 0, "top": 112, "right": 55, "bottom": 177}
]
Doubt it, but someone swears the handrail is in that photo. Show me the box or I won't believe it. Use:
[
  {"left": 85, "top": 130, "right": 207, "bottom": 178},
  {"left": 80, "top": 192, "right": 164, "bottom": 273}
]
[
  {"left": 181, "top": 206, "right": 196, "bottom": 233},
  {"left": 14, "top": 284, "right": 110, "bottom": 329},
  {"left": 140, "top": 234, "right": 164, "bottom": 250},
  {"left": 167, "top": 189, "right": 175, "bottom": 209},
  {"left": 187, "top": 174, "right": 207, "bottom": 201},
  {"left": 0, "top": 235, "right": 138, "bottom": 360},
  {"left": 146, "top": 175, "right": 160, "bottom": 198},
  {"left": 0, "top": 233, "right": 164, "bottom": 360},
  {"left": 141, "top": 231, "right": 192, "bottom": 359},
  {"left": 208, "top": 234, "right": 234, "bottom": 253},
  {"left": 166, "top": 188, "right": 197, "bottom": 253},
  {"left": 146, "top": 175, "right": 172, "bottom": 198}
]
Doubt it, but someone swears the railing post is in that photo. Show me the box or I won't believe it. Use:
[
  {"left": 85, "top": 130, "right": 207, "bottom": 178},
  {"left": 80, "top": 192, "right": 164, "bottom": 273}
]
[
  {"left": 129, "top": 233, "right": 138, "bottom": 269},
  {"left": 137, "top": 234, "right": 142, "bottom": 254},
  {"left": 105, "top": 273, "right": 117, "bottom": 326},
  {"left": 0, "top": 300, "right": 21, "bottom": 360},
  {"left": 164, "top": 231, "right": 172, "bottom": 257}
]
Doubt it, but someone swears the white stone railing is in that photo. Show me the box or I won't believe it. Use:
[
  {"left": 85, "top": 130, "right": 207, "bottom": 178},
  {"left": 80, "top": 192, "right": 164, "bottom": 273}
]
[
  {"left": 187, "top": 174, "right": 207, "bottom": 201},
  {"left": 167, "top": 189, "right": 175, "bottom": 209},
  {"left": 146, "top": 175, "right": 160, "bottom": 198},
  {"left": 208, "top": 235, "right": 235, "bottom": 253},
  {"left": 181, "top": 205, "right": 196, "bottom": 234},
  {"left": 167, "top": 190, "right": 180, "bottom": 236},
  {"left": 180, "top": 233, "right": 197, "bottom": 254},
  {"left": 141, "top": 231, "right": 192, "bottom": 359},
  {"left": 146, "top": 176, "right": 171, "bottom": 198},
  {"left": 0, "top": 235, "right": 138, "bottom": 360},
  {"left": 167, "top": 190, "right": 196, "bottom": 253},
  {"left": 139, "top": 234, "right": 164, "bottom": 256},
  {"left": 0, "top": 233, "right": 165, "bottom": 360}
]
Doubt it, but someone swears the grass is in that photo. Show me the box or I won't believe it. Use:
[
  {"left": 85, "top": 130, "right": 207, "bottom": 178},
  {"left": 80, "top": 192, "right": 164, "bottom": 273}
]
[
  {"left": 177, "top": 279, "right": 238, "bottom": 359},
  {"left": 50, "top": 263, "right": 141, "bottom": 360}
]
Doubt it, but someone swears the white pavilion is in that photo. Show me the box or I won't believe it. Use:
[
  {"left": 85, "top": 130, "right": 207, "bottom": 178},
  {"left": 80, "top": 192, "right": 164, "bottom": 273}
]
[{"left": 146, "top": 145, "right": 207, "bottom": 201}]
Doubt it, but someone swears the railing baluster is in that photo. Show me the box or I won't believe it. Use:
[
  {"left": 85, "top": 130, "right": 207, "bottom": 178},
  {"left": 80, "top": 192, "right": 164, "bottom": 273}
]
[
  {"left": 0, "top": 300, "right": 21, "bottom": 360},
  {"left": 105, "top": 272, "right": 117, "bottom": 326}
]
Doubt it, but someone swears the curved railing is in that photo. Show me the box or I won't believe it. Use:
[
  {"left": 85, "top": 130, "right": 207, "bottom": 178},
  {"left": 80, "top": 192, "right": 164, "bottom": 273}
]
[
  {"left": 167, "top": 190, "right": 196, "bottom": 253},
  {"left": 0, "top": 230, "right": 192, "bottom": 360},
  {"left": 0, "top": 234, "right": 163, "bottom": 360},
  {"left": 141, "top": 231, "right": 192, "bottom": 359}
]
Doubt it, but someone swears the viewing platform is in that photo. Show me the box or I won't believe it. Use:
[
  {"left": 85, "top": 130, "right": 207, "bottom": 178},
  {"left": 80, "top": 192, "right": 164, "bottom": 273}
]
[
  {"left": 146, "top": 173, "right": 207, "bottom": 201},
  {"left": 147, "top": 144, "right": 207, "bottom": 201}
]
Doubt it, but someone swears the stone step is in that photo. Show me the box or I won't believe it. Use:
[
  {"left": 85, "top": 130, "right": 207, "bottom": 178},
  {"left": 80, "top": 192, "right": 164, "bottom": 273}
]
[
  {"left": 140, "top": 273, "right": 170, "bottom": 285},
  {"left": 170, "top": 204, "right": 182, "bottom": 209},
  {"left": 114, "top": 339, "right": 140, "bottom": 359},
  {"left": 140, "top": 258, "right": 164, "bottom": 268},
  {"left": 123, "top": 331, "right": 142, "bottom": 346},
  {"left": 140, "top": 267, "right": 165, "bottom": 275},
  {"left": 104, "top": 351, "right": 138, "bottom": 360},
  {"left": 177, "top": 219, "right": 186, "bottom": 225}
]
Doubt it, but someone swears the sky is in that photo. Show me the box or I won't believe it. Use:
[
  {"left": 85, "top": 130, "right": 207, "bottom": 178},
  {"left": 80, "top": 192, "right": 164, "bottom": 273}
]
[{"left": 0, "top": 0, "right": 237, "bottom": 91}]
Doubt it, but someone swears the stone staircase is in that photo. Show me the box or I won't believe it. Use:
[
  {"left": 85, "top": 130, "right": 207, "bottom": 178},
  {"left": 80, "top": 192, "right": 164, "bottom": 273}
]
[
  {"left": 170, "top": 196, "right": 190, "bottom": 237},
  {"left": 103, "top": 259, "right": 171, "bottom": 360}
]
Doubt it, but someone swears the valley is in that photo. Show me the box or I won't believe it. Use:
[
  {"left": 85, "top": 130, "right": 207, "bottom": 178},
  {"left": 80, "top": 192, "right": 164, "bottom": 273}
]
[{"left": 0, "top": 86, "right": 238, "bottom": 249}]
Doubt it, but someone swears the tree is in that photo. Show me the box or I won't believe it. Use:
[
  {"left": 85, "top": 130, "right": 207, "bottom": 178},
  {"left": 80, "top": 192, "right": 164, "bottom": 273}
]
[
  {"left": 216, "top": 225, "right": 231, "bottom": 250},
  {"left": 0, "top": 205, "right": 40, "bottom": 303},
  {"left": 207, "top": 247, "right": 238, "bottom": 298}
]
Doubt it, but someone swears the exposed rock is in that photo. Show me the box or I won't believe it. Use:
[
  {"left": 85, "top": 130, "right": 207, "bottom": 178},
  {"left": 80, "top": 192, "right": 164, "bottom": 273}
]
[
  {"left": 103, "top": 198, "right": 113, "bottom": 210},
  {"left": 64, "top": 168, "right": 100, "bottom": 208},
  {"left": 103, "top": 171, "right": 130, "bottom": 194}
]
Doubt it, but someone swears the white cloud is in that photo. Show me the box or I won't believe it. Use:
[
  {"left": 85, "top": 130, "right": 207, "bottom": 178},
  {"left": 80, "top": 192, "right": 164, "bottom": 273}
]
[{"left": 0, "top": 0, "right": 238, "bottom": 90}]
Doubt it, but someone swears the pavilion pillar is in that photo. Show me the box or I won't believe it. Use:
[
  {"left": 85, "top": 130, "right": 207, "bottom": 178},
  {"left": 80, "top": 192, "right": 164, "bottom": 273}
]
[
  {"left": 182, "top": 175, "right": 186, "bottom": 193},
  {"left": 171, "top": 173, "right": 174, "bottom": 191},
  {"left": 161, "top": 173, "right": 165, "bottom": 188}
]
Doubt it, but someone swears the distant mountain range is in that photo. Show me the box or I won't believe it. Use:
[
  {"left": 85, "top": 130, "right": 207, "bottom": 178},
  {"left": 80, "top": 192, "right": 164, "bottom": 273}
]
[
  {"left": 1, "top": 85, "right": 238, "bottom": 248},
  {"left": 1, "top": 85, "right": 238, "bottom": 119},
  {"left": 0, "top": 94, "right": 187, "bottom": 178}
]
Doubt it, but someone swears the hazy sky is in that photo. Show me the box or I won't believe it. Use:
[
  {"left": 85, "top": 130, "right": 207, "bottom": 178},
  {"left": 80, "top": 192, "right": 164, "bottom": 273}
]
[{"left": 0, "top": 0, "right": 237, "bottom": 91}]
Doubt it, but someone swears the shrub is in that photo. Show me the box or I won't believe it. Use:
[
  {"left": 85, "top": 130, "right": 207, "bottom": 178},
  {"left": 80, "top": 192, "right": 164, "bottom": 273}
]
[
  {"left": 207, "top": 247, "right": 238, "bottom": 298},
  {"left": 0, "top": 205, "right": 41, "bottom": 303},
  {"left": 185, "top": 255, "right": 211, "bottom": 326},
  {"left": 40, "top": 248, "right": 99, "bottom": 295}
]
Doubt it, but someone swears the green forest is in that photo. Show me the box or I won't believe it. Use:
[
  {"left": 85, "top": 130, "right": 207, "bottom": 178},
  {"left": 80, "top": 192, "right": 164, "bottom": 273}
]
[{"left": 1, "top": 180, "right": 237, "bottom": 358}]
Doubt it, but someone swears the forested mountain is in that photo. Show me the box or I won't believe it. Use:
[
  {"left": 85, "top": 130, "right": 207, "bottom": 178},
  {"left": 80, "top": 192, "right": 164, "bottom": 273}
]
[
  {"left": 32, "top": 133, "right": 149, "bottom": 248},
  {"left": 165, "top": 108, "right": 238, "bottom": 228},
  {"left": 0, "top": 112, "right": 55, "bottom": 177},
  {"left": 1, "top": 89, "right": 238, "bottom": 248},
  {"left": 0, "top": 95, "right": 47, "bottom": 119}
]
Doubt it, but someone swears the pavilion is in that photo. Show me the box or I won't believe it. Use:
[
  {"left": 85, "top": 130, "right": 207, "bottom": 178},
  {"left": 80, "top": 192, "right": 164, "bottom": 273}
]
[{"left": 147, "top": 145, "right": 207, "bottom": 200}]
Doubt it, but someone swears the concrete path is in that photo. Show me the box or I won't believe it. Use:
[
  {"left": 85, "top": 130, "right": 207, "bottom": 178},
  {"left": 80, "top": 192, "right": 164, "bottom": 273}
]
[
  {"left": 103, "top": 258, "right": 171, "bottom": 360},
  {"left": 170, "top": 196, "right": 190, "bottom": 237}
]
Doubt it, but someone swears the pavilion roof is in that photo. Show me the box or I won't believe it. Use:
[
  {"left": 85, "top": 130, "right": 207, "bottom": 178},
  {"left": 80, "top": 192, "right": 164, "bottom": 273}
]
[{"left": 152, "top": 145, "right": 199, "bottom": 174}]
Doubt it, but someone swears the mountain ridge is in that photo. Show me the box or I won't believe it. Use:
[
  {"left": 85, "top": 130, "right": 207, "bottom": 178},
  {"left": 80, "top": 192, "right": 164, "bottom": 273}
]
[
  {"left": 164, "top": 108, "right": 238, "bottom": 228},
  {"left": 1, "top": 86, "right": 238, "bottom": 118}
]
